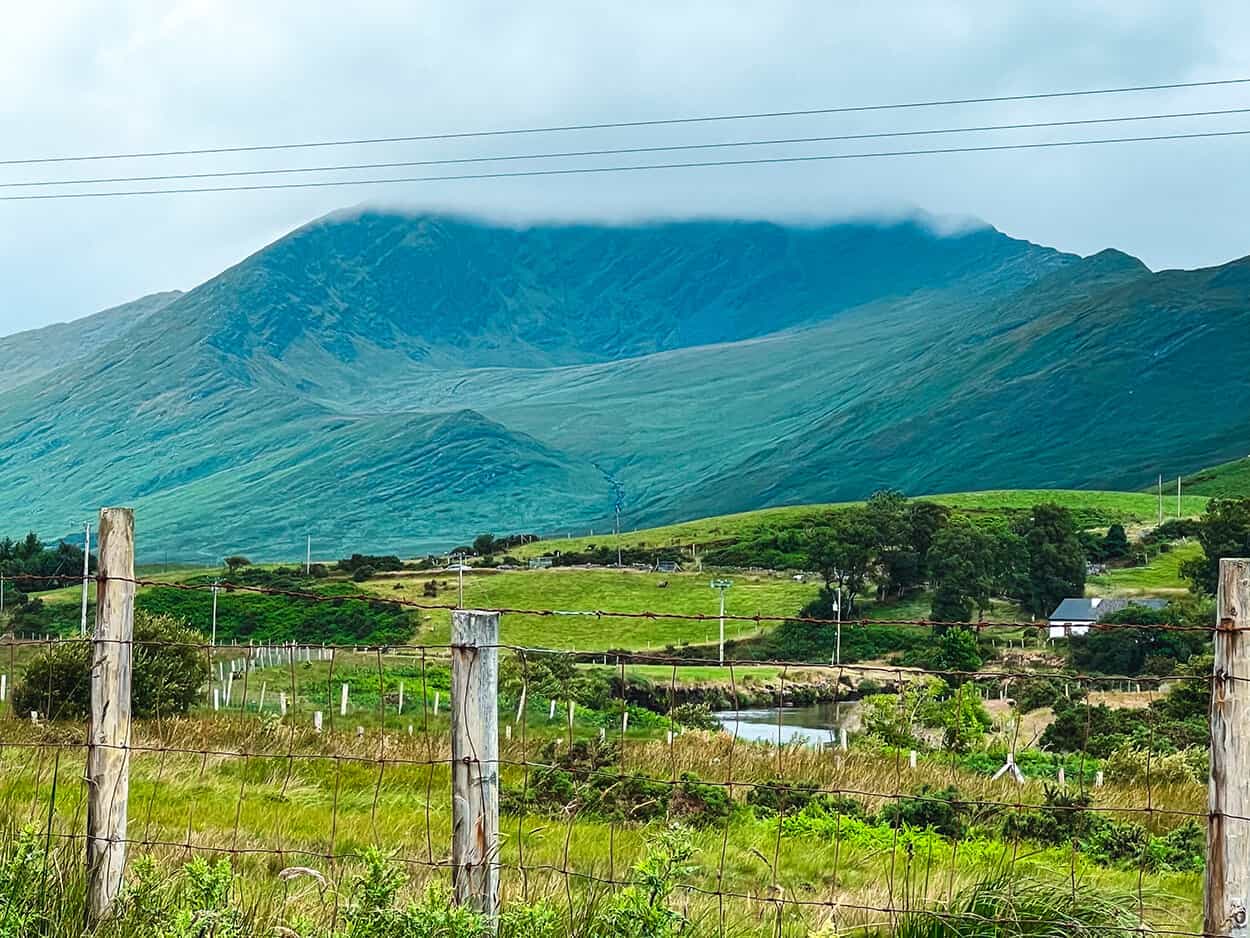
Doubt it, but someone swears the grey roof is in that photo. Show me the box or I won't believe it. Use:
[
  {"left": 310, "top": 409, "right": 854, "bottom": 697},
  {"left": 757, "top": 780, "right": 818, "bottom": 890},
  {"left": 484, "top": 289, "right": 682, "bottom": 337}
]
[{"left": 1048, "top": 597, "right": 1167, "bottom": 621}]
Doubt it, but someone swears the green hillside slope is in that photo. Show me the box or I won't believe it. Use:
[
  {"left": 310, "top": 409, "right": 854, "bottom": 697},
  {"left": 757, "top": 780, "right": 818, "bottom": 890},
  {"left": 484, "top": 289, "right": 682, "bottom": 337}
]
[{"left": 1180, "top": 456, "right": 1250, "bottom": 497}]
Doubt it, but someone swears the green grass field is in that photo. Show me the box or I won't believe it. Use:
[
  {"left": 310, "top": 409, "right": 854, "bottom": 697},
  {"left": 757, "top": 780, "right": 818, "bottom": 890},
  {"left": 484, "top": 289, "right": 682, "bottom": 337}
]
[
  {"left": 1086, "top": 541, "right": 1202, "bottom": 596},
  {"left": 366, "top": 568, "right": 821, "bottom": 650},
  {"left": 512, "top": 489, "right": 1209, "bottom": 559},
  {"left": 0, "top": 714, "right": 1206, "bottom": 937}
]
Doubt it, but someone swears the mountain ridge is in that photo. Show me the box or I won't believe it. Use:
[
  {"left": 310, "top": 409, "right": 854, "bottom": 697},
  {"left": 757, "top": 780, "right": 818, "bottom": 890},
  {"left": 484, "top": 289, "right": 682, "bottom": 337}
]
[{"left": 0, "top": 210, "right": 1245, "bottom": 559}]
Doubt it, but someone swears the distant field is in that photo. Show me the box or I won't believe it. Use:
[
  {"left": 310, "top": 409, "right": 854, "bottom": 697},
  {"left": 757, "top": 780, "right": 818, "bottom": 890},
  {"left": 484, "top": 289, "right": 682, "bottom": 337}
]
[
  {"left": 365, "top": 568, "right": 820, "bottom": 650},
  {"left": 1181, "top": 456, "right": 1250, "bottom": 498},
  {"left": 512, "top": 489, "right": 1209, "bottom": 559},
  {"left": 1086, "top": 541, "right": 1202, "bottom": 596}
]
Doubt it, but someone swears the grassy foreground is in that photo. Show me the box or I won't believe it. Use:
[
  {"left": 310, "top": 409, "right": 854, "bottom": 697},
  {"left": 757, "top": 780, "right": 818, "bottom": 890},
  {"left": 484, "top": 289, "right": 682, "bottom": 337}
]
[{"left": 0, "top": 713, "right": 1204, "bottom": 938}]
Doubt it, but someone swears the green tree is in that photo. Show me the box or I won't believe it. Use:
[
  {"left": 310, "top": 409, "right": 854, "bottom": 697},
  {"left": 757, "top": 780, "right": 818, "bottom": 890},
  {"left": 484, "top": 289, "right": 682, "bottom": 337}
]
[
  {"left": 223, "top": 555, "right": 251, "bottom": 573},
  {"left": 472, "top": 533, "right": 497, "bottom": 556},
  {"left": 1016, "top": 504, "right": 1086, "bottom": 618},
  {"left": 928, "top": 518, "right": 995, "bottom": 622},
  {"left": 1103, "top": 523, "right": 1130, "bottom": 559},
  {"left": 1180, "top": 498, "right": 1250, "bottom": 595},
  {"left": 802, "top": 508, "right": 875, "bottom": 613}
]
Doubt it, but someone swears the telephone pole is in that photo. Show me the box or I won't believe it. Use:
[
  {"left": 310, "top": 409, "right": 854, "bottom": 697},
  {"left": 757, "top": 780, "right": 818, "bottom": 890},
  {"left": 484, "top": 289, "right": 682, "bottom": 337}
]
[
  {"left": 1177, "top": 476, "right": 1182, "bottom": 518},
  {"left": 306, "top": 535, "right": 311, "bottom": 575},
  {"left": 80, "top": 520, "right": 91, "bottom": 637},
  {"left": 711, "top": 579, "right": 733, "bottom": 664},
  {"left": 1157, "top": 474, "right": 1164, "bottom": 524}
]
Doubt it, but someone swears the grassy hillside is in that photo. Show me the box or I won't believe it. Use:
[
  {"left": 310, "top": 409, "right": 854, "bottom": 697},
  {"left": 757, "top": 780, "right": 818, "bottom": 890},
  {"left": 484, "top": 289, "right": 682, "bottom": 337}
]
[
  {"left": 511, "top": 489, "right": 1209, "bottom": 559},
  {"left": 1181, "top": 456, "right": 1250, "bottom": 497}
]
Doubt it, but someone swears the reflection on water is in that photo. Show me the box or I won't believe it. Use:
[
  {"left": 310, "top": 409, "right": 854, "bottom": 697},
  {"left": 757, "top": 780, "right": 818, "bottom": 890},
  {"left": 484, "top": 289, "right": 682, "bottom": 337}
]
[{"left": 715, "top": 701, "right": 860, "bottom": 747}]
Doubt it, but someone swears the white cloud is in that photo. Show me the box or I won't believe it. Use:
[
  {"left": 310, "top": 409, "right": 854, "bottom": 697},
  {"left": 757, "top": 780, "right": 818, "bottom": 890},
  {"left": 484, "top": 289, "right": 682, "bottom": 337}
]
[{"left": 1, "top": 0, "right": 1249, "bottom": 332}]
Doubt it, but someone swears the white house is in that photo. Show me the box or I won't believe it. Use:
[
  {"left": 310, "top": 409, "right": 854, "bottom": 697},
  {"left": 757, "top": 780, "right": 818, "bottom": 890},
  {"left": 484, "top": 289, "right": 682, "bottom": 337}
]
[{"left": 1047, "top": 597, "right": 1167, "bottom": 639}]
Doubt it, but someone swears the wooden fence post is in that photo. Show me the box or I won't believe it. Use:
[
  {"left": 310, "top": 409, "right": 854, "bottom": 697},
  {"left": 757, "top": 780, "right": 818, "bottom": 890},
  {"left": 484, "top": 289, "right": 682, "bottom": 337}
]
[
  {"left": 450, "top": 610, "right": 500, "bottom": 920},
  {"left": 86, "top": 507, "right": 135, "bottom": 924},
  {"left": 1208, "top": 557, "right": 1250, "bottom": 938}
]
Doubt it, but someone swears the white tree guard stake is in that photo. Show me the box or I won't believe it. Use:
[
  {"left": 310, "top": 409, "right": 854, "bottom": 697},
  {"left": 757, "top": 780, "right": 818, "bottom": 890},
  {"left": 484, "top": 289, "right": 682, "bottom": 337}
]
[
  {"left": 548, "top": 699, "right": 556, "bottom": 720},
  {"left": 839, "top": 727, "right": 849, "bottom": 751},
  {"left": 280, "top": 692, "right": 287, "bottom": 716},
  {"left": 1206, "top": 558, "right": 1250, "bottom": 938},
  {"left": 340, "top": 683, "right": 349, "bottom": 716},
  {"left": 258, "top": 683, "right": 267, "bottom": 712},
  {"left": 434, "top": 691, "right": 440, "bottom": 716},
  {"left": 1095, "top": 770, "right": 1104, "bottom": 787},
  {"left": 450, "top": 610, "right": 500, "bottom": 918},
  {"left": 1057, "top": 767, "right": 1066, "bottom": 786},
  {"left": 1, "top": 673, "right": 6, "bottom": 702},
  {"left": 314, "top": 711, "right": 323, "bottom": 732},
  {"left": 86, "top": 507, "right": 134, "bottom": 924},
  {"left": 908, "top": 750, "right": 917, "bottom": 770},
  {"left": 567, "top": 700, "right": 575, "bottom": 729},
  {"left": 213, "top": 688, "right": 220, "bottom": 712},
  {"left": 622, "top": 711, "right": 629, "bottom": 734},
  {"left": 514, "top": 687, "right": 526, "bottom": 724},
  {"left": 398, "top": 680, "right": 405, "bottom": 715},
  {"left": 991, "top": 752, "right": 1025, "bottom": 783},
  {"left": 225, "top": 672, "right": 233, "bottom": 707},
  {"left": 505, "top": 724, "right": 512, "bottom": 741}
]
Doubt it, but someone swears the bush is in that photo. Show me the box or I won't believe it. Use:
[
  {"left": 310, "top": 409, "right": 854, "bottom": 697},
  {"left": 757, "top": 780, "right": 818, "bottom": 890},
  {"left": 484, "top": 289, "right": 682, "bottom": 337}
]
[
  {"left": 352, "top": 565, "right": 376, "bottom": 582},
  {"left": 12, "top": 611, "right": 209, "bottom": 720},
  {"left": 1103, "top": 746, "right": 1206, "bottom": 785},
  {"left": 879, "top": 784, "right": 968, "bottom": 838}
]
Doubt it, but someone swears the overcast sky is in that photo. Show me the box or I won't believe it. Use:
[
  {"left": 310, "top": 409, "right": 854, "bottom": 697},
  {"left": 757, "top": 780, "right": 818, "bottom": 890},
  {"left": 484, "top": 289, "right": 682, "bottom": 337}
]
[{"left": 2, "top": 0, "right": 1249, "bottom": 335}]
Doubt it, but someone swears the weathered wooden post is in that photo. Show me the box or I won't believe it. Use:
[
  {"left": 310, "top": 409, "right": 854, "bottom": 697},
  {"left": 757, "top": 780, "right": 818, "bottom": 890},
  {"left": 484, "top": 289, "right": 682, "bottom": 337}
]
[
  {"left": 86, "top": 507, "right": 134, "bottom": 923},
  {"left": 450, "top": 610, "right": 500, "bottom": 919},
  {"left": 1207, "top": 557, "right": 1250, "bottom": 938}
]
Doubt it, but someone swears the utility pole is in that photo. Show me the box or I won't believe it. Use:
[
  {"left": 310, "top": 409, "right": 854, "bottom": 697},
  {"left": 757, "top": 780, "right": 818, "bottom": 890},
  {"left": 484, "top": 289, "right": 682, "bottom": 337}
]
[
  {"left": 1158, "top": 474, "right": 1164, "bottom": 525},
  {"left": 210, "top": 579, "right": 219, "bottom": 647},
  {"left": 1177, "top": 476, "right": 1182, "bottom": 519},
  {"left": 711, "top": 579, "right": 733, "bottom": 664},
  {"left": 831, "top": 575, "right": 843, "bottom": 667},
  {"left": 305, "top": 535, "right": 311, "bottom": 575},
  {"left": 80, "top": 520, "right": 91, "bottom": 637},
  {"left": 451, "top": 552, "right": 465, "bottom": 608}
]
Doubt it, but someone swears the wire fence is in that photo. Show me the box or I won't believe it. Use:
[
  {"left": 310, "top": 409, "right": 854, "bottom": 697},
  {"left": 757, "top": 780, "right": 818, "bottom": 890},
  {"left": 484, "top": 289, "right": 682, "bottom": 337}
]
[{"left": 0, "top": 517, "right": 1244, "bottom": 938}]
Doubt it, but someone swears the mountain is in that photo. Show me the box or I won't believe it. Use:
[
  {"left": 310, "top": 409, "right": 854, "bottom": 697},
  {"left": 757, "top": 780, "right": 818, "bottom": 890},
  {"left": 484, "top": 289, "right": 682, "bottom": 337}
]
[
  {"left": 0, "top": 291, "right": 181, "bottom": 393},
  {"left": 0, "top": 210, "right": 1246, "bottom": 560}
]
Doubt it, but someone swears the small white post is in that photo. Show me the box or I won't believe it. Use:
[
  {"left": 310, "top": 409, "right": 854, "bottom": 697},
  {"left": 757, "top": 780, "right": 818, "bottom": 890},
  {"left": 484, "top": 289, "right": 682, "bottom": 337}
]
[
  {"left": 622, "top": 710, "right": 629, "bottom": 734},
  {"left": 434, "top": 691, "right": 440, "bottom": 715},
  {"left": 0, "top": 674, "right": 6, "bottom": 702},
  {"left": 258, "top": 683, "right": 267, "bottom": 712},
  {"left": 1058, "top": 767, "right": 1066, "bottom": 786},
  {"left": 280, "top": 692, "right": 287, "bottom": 716},
  {"left": 839, "top": 727, "right": 849, "bottom": 751},
  {"left": 398, "top": 680, "right": 405, "bottom": 715},
  {"left": 908, "top": 750, "right": 917, "bottom": 770},
  {"left": 1095, "top": 770, "right": 1104, "bottom": 787},
  {"left": 225, "top": 672, "right": 233, "bottom": 707},
  {"left": 514, "top": 687, "right": 526, "bottom": 724},
  {"left": 30, "top": 710, "right": 39, "bottom": 724},
  {"left": 505, "top": 724, "right": 512, "bottom": 741},
  {"left": 314, "top": 711, "right": 323, "bottom": 732},
  {"left": 567, "top": 700, "right": 575, "bottom": 729},
  {"left": 213, "top": 687, "right": 220, "bottom": 711},
  {"left": 340, "top": 683, "right": 349, "bottom": 716},
  {"left": 548, "top": 699, "right": 556, "bottom": 721}
]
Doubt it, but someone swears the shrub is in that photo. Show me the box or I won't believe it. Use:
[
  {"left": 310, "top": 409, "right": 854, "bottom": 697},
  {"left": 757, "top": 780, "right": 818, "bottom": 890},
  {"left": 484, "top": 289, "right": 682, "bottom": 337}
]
[
  {"left": 12, "top": 611, "right": 209, "bottom": 720},
  {"left": 879, "top": 785, "right": 967, "bottom": 838},
  {"left": 1103, "top": 746, "right": 1206, "bottom": 785},
  {"left": 0, "top": 829, "right": 46, "bottom": 938}
]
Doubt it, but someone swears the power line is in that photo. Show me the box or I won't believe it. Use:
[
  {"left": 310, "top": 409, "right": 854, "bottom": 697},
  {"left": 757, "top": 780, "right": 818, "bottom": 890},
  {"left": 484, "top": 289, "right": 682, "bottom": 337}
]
[
  {"left": 8, "top": 105, "right": 1250, "bottom": 191},
  {"left": 3, "top": 76, "right": 1249, "bottom": 167},
  {"left": 2, "top": 126, "right": 1247, "bottom": 202}
]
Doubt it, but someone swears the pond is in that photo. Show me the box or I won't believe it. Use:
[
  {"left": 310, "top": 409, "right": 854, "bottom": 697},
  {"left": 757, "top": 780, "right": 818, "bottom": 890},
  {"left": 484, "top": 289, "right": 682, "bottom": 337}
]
[{"left": 714, "top": 700, "right": 861, "bottom": 747}]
